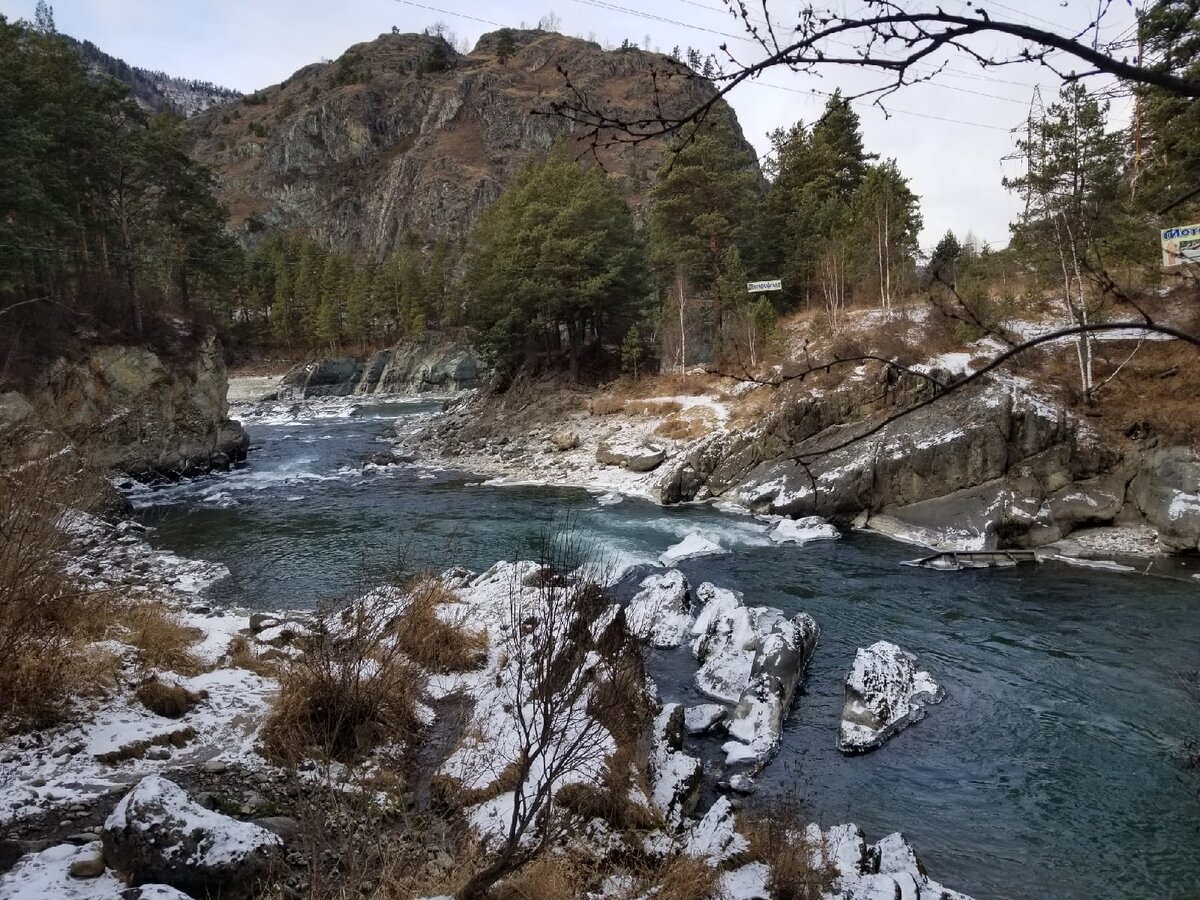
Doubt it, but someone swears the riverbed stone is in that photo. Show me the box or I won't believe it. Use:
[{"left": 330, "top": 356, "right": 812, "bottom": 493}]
[{"left": 837, "top": 641, "right": 944, "bottom": 753}]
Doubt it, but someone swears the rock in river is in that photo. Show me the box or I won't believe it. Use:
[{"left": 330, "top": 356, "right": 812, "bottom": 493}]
[
  {"left": 837, "top": 641, "right": 944, "bottom": 753},
  {"left": 626, "top": 570, "right": 693, "bottom": 648}
]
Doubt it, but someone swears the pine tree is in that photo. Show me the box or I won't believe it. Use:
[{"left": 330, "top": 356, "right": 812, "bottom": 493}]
[
  {"left": 495, "top": 29, "right": 516, "bottom": 64},
  {"left": 466, "top": 143, "right": 648, "bottom": 380},
  {"left": 928, "top": 230, "right": 962, "bottom": 284},
  {"left": 647, "top": 111, "right": 760, "bottom": 356}
]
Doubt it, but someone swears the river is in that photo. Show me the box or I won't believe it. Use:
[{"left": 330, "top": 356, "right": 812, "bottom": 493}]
[{"left": 127, "top": 395, "right": 1200, "bottom": 900}]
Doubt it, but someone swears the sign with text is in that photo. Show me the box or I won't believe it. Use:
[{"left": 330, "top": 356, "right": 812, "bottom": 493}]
[
  {"left": 1161, "top": 225, "right": 1200, "bottom": 267},
  {"left": 747, "top": 279, "right": 782, "bottom": 293}
]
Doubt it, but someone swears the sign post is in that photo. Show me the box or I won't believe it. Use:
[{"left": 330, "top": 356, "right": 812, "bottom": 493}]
[
  {"left": 1161, "top": 225, "right": 1200, "bottom": 267},
  {"left": 747, "top": 279, "right": 782, "bottom": 293}
]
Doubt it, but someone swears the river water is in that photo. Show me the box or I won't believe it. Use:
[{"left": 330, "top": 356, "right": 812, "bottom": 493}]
[{"left": 129, "top": 396, "right": 1200, "bottom": 899}]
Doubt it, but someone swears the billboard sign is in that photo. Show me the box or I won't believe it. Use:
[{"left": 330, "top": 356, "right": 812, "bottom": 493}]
[
  {"left": 747, "top": 279, "right": 782, "bottom": 293},
  {"left": 1161, "top": 225, "right": 1200, "bottom": 267}
]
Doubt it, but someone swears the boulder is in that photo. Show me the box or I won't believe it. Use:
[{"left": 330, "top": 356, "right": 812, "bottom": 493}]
[
  {"left": 806, "top": 825, "right": 975, "bottom": 900},
  {"left": 837, "top": 641, "right": 944, "bottom": 753},
  {"left": 275, "top": 357, "right": 361, "bottom": 400},
  {"left": 769, "top": 516, "right": 840, "bottom": 545},
  {"left": 551, "top": 430, "right": 579, "bottom": 451},
  {"left": 648, "top": 705, "right": 702, "bottom": 829},
  {"left": 660, "top": 535, "right": 726, "bottom": 566},
  {"left": 682, "top": 797, "right": 747, "bottom": 864},
  {"left": 684, "top": 704, "right": 729, "bottom": 736},
  {"left": 626, "top": 570, "right": 693, "bottom": 647},
  {"left": 722, "top": 614, "right": 819, "bottom": 767},
  {"left": 101, "top": 775, "right": 281, "bottom": 900},
  {"left": 597, "top": 437, "right": 666, "bottom": 472},
  {"left": 1130, "top": 448, "right": 1200, "bottom": 551}
]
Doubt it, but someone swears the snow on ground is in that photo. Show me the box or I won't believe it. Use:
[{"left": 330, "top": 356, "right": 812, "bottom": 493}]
[
  {"left": 0, "top": 517, "right": 281, "bottom": 826},
  {"left": 0, "top": 842, "right": 129, "bottom": 899}
]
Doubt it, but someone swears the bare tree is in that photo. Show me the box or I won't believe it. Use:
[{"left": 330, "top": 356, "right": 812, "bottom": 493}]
[
  {"left": 455, "top": 528, "right": 635, "bottom": 899},
  {"left": 537, "top": 11, "right": 562, "bottom": 33},
  {"left": 547, "top": 2, "right": 1200, "bottom": 151}
]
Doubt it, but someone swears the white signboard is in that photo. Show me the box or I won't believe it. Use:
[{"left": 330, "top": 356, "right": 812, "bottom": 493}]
[
  {"left": 747, "top": 279, "right": 782, "bottom": 293},
  {"left": 1161, "top": 224, "right": 1200, "bottom": 267}
]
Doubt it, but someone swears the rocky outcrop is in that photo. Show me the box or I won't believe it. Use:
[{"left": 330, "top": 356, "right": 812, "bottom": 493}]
[
  {"left": 101, "top": 775, "right": 281, "bottom": 899},
  {"left": 189, "top": 30, "right": 752, "bottom": 256},
  {"left": 358, "top": 338, "right": 483, "bottom": 395},
  {"left": 1129, "top": 448, "right": 1200, "bottom": 551},
  {"left": 654, "top": 371, "right": 1134, "bottom": 550},
  {"left": 808, "top": 824, "right": 973, "bottom": 900},
  {"left": 837, "top": 641, "right": 944, "bottom": 753},
  {"left": 1, "top": 334, "right": 248, "bottom": 478},
  {"left": 269, "top": 338, "right": 484, "bottom": 400},
  {"left": 649, "top": 704, "right": 703, "bottom": 830}
]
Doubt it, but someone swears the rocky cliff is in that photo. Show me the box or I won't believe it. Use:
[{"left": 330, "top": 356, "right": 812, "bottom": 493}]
[
  {"left": 269, "top": 336, "right": 484, "bottom": 400},
  {"left": 0, "top": 334, "right": 248, "bottom": 479},
  {"left": 187, "top": 30, "right": 749, "bottom": 255}
]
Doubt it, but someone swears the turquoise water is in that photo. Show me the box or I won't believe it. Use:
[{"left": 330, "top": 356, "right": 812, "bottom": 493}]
[{"left": 130, "top": 398, "right": 1200, "bottom": 899}]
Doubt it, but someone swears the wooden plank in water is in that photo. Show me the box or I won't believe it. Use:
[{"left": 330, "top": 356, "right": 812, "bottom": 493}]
[{"left": 901, "top": 549, "right": 1040, "bottom": 571}]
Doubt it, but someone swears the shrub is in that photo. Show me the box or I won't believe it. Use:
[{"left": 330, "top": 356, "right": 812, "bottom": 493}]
[
  {"left": 590, "top": 396, "right": 626, "bottom": 415},
  {"left": 739, "top": 806, "right": 835, "bottom": 900},
  {"left": 0, "top": 450, "right": 115, "bottom": 732},
  {"left": 261, "top": 592, "right": 424, "bottom": 765},
  {"left": 392, "top": 577, "right": 488, "bottom": 674},
  {"left": 134, "top": 676, "right": 203, "bottom": 718},
  {"left": 121, "top": 601, "right": 204, "bottom": 675}
]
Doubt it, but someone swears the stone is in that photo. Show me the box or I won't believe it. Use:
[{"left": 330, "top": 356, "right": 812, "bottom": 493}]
[
  {"left": 597, "top": 436, "right": 666, "bottom": 473},
  {"left": 550, "top": 429, "right": 579, "bottom": 451},
  {"left": 101, "top": 775, "right": 281, "bottom": 900},
  {"left": 68, "top": 849, "right": 106, "bottom": 878},
  {"left": 683, "top": 703, "right": 728, "bottom": 736},
  {"left": 252, "top": 816, "right": 301, "bottom": 842},
  {"left": 837, "top": 641, "right": 944, "bottom": 753},
  {"left": 626, "top": 570, "right": 693, "bottom": 648},
  {"left": 201, "top": 760, "right": 227, "bottom": 775},
  {"left": 648, "top": 705, "right": 702, "bottom": 830}
]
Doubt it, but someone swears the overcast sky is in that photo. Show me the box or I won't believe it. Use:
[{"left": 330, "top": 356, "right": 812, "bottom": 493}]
[{"left": 2, "top": 0, "right": 1139, "bottom": 254}]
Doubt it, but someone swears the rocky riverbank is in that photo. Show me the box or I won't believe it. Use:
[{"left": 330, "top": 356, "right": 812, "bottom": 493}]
[
  {"left": 0, "top": 501, "right": 979, "bottom": 900},
  {"left": 402, "top": 357, "right": 1200, "bottom": 558}
]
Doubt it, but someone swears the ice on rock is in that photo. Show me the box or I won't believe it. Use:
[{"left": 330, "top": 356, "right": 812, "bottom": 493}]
[
  {"left": 837, "top": 641, "right": 944, "bottom": 753},
  {"left": 626, "top": 570, "right": 693, "bottom": 648},
  {"left": 769, "top": 515, "right": 840, "bottom": 545},
  {"left": 805, "top": 825, "right": 975, "bottom": 900},
  {"left": 660, "top": 534, "right": 726, "bottom": 566},
  {"left": 682, "top": 796, "right": 747, "bottom": 864},
  {"left": 683, "top": 703, "right": 728, "bottom": 735},
  {"left": 648, "top": 705, "right": 702, "bottom": 829}
]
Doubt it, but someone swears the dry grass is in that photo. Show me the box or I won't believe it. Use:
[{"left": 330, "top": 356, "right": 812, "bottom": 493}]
[
  {"left": 491, "top": 852, "right": 592, "bottom": 900},
  {"left": 654, "top": 412, "right": 713, "bottom": 442},
  {"left": 261, "top": 591, "right": 426, "bottom": 766},
  {"left": 636, "top": 853, "right": 721, "bottom": 900},
  {"left": 739, "top": 808, "right": 835, "bottom": 900},
  {"left": 626, "top": 399, "right": 684, "bottom": 417},
  {"left": 95, "top": 725, "right": 198, "bottom": 764},
  {"left": 0, "top": 448, "right": 118, "bottom": 733},
  {"left": 134, "top": 676, "right": 204, "bottom": 718},
  {"left": 589, "top": 395, "right": 627, "bottom": 416},
  {"left": 120, "top": 601, "right": 205, "bottom": 675},
  {"left": 226, "top": 633, "right": 282, "bottom": 677},
  {"left": 393, "top": 577, "right": 488, "bottom": 674}
]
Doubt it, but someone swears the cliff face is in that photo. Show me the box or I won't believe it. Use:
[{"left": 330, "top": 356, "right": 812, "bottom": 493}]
[
  {"left": 188, "top": 30, "right": 751, "bottom": 256},
  {"left": 0, "top": 334, "right": 248, "bottom": 479}
]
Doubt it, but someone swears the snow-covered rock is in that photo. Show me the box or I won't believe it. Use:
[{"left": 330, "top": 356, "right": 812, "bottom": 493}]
[
  {"left": 101, "top": 775, "right": 281, "bottom": 899},
  {"left": 722, "top": 615, "right": 819, "bottom": 767},
  {"left": 769, "top": 515, "right": 840, "bottom": 545},
  {"left": 837, "top": 641, "right": 944, "bottom": 753},
  {"left": 683, "top": 796, "right": 747, "bottom": 864},
  {"left": 660, "top": 534, "right": 726, "bottom": 566},
  {"left": 684, "top": 703, "right": 728, "bottom": 735},
  {"left": 806, "top": 825, "right": 974, "bottom": 900},
  {"left": 689, "top": 582, "right": 820, "bottom": 766},
  {"left": 626, "top": 570, "right": 693, "bottom": 648},
  {"left": 649, "top": 705, "right": 702, "bottom": 829}
]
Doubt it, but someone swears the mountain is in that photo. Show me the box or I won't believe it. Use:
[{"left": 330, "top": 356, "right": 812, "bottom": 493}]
[
  {"left": 186, "top": 29, "right": 757, "bottom": 257},
  {"left": 70, "top": 35, "right": 241, "bottom": 117}
]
